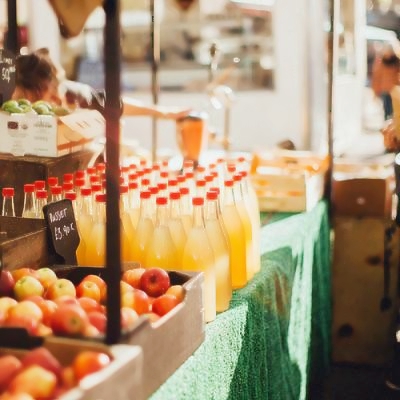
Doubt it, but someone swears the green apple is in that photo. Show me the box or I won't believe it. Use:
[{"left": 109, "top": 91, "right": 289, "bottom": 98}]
[{"left": 14, "top": 276, "right": 45, "bottom": 300}]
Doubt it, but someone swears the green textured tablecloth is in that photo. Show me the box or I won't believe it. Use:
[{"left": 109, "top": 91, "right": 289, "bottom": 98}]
[{"left": 151, "top": 201, "right": 331, "bottom": 400}]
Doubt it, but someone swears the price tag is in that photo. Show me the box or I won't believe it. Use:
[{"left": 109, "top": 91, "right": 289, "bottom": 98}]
[
  {"left": 43, "top": 199, "right": 80, "bottom": 265},
  {"left": 0, "top": 49, "right": 16, "bottom": 104}
]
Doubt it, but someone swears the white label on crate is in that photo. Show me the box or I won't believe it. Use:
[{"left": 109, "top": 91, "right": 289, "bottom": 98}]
[
  {"left": 0, "top": 112, "right": 57, "bottom": 156},
  {"left": 59, "top": 109, "right": 105, "bottom": 139}
]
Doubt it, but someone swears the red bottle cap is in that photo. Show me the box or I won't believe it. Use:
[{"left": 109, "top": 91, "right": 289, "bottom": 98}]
[
  {"left": 169, "top": 191, "right": 181, "bottom": 200},
  {"left": 36, "top": 190, "right": 47, "bottom": 199},
  {"left": 81, "top": 187, "right": 92, "bottom": 197},
  {"left": 34, "top": 180, "right": 46, "bottom": 190},
  {"left": 156, "top": 196, "right": 168, "bottom": 205},
  {"left": 120, "top": 185, "right": 129, "bottom": 194},
  {"left": 2, "top": 187, "right": 14, "bottom": 197},
  {"left": 129, "top": 181, "right": 138, "bottom": 190},
  {"left": 50, "top": 185, "right": 62, "bottom": 195},
  {"left": 23, "top": 184, "right": 35, "bottom": 193},
  {"left": 192, "top": 197, "right": 204, "bottom": 206},
  {"left": 65, "top": 191, "right": 77, "bottom": 201},
  {"left": 140, "top": 191, "right": 151, "bottom": 200},
  {"left": 95, "top": 193, "right": 107, "bottom": 202},
  {"left": 63, "top": 173, "right": 74, "bottom": 183},
  {"left": 47, "top": 176, "right": 58, "bottom": 187},
  {"left": 206, "top": 191, "right": 218, "bottom": 200}
]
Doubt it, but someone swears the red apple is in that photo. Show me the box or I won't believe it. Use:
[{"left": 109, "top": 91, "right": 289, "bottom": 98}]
[
  {"left": 36, "top": 323, "right": 53, "bottom": 337},
  {"left": 87, "top": 311, "right": 107, "bottom": 333},
  {"left": 72, "top": 351, "right": 111, "bottom": 381},
  {"left": 54, "top": 295, "right": 79, "bottom": 307},
  {"left": 0, "top": 270, "right": 15, "bottom": 297},
  {"left": 24, "top": 296, "right": 57, "bottom": 326},
  {"left": 13, "top": 276, "right": 44, "bottom": 301},
  {"left": 11, "top": 268, "right": 38, "bottom": 283},
  {"left": 8, "top": 365, "right": 57, "bottom": 399},
  {"left": 0, "top": 355, "right": 22, "bottom": 392},
  {"left": 166, "top": 285, "right": 185, "bottom": 303},
  {"left": 81, "top": 275, "right": 107, "bottom": 302},
  {"left": 0, "top": 297, "right": 18, "bottom": 315},
  {"left": 121, "top": 268, "right": 146, "bottom": 289},
  {"left": 152, "top": 294, "right": 180, "bottom": 317},
  {"left": 139, "top": 267, "right": 170, "bottom": 297},
  {"left": 121, "top": 289, "right": 150, "bottom": 315},
  {"left": 120, "top": 307, "right": 139, "bottom": 331},
  {"left": 78, "top": 297, "right": 104, "bottom": 314},
  {"left": 45, "top": 278, "right": 76, "bottom": 300},
  {"left": 21, "top": 347, "right": 62, "bottom": 381},
  {"left": 60, "top": 366, "right": 76, "bottom": 390},
  {"left": 35, "top": 268, "right": 58, "bottom": 290},
  {"left": 50, "top": 304, "right": 89, "bottom": 336},
  {"left": 76, "top": 280, "right": 101, "bottom": 303},
  {"left": 2, "top": 314, "right": 39, "bottom": 336},
  {"left": 83, "top": 324, "right": 101, "bottom": 338},
  {"left": 8, "top": 300, "right": 43, "bottom": 322},
  {"left": 0, "top": 392, "right": 35, "bottom": 400},
  {"left": 120, "top": 280, "right": 134, "bottom": 295}
]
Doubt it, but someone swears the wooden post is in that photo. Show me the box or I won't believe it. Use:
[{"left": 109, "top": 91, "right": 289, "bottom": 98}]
[
  {"left": 6, "top": 0, "right": 18, "bottom": 54},
  {"left": 103, "top": 0, "right": 121, "bottom": 345}
]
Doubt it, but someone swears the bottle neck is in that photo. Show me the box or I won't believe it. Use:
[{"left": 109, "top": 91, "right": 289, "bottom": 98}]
[
  {"left": 22, "top": 192, "right": 36, "bottom": 216},
  {"left": 170, "top": 199, "right": 182, "bottom": 219},
  {"left": 192, "top": 204, "right": 205, "bottom": 228},
  {"left": 155, "top": 203, "right": 170, "bottom": 227},
  {"left": 205, "top": 198, "right": 218, "bottom": 220}
]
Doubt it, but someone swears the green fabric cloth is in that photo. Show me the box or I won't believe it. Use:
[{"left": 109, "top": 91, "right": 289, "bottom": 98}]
[{"left": 151, "top": 201, "right": 331, "bottom": 400}]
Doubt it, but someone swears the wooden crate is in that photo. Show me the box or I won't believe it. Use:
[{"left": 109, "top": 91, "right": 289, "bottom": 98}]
[
  {"left": 51, "top": 266, "right": 205, "bottom": 400},
  {"left": 332, "top": 217, "right": 399, "bottom": 366},
  {"left": 0, "top": 150, "right": 95, "bottom": 216},
  {"left": 0, "top": 216, "right": 55, "bottom": 270},
  {"left": 0, "top": 336, "right": 143, "bottom": 400}
]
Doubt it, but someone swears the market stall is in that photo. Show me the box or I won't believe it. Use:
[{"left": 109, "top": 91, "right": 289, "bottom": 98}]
[{"left": 151, "top": 200, "right": 331, "bottom": 400}]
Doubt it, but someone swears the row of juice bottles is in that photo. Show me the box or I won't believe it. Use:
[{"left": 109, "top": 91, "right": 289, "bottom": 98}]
[{"left": 3, "top": 158, "right": 261, "bottom": 322}]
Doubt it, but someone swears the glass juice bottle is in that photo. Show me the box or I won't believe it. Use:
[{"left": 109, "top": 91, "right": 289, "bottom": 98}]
[
  {"left": 168, "top": 191, "right": 187, "bottom": 269},
  {"left": 132, "top": 190, "right": 154, "bottom": 268},
  {"left": 84, "top": 193, "right": 106, "bottom": 266},
  {"left": 205, "top": 190, "right": 232, "bottom": 312},
  {"left": 21, "top": 184, "right": 37, "bottom": 218},
  {"left": 182, "top": 197, "right": 216, "bottom": 322},
  {"left": 76, "top": 187, "right": 94, "bottom": 266},
  {"left": 221, "top": 180, "right": 247, "bottom": 289},
  {"left": 120, "top": 185, "right": 136, "bottom": 263},
  {"left": 145, "top": 196, "right": 179, "bottom": 269},
  {"left": 34, "top": 190, "right": 48, "bottom": 219},
  {"left": 240, "top": 170, "right": 261, "bottom": 274},
  {"left": 179, "top": 187, "right": 193, "bottom": 235},
  {"left": 1, "top": 187, "right": 15, "bottom": 217},
  {"left": 232, "top": 173, "right": 255, "bottom": 281}
]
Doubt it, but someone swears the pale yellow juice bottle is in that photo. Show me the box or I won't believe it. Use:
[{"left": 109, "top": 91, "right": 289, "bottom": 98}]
[
  {"left": 221, "top": 180, "right": 247, "bottom": 289},
  {"left": 233, "top": 173, "right": 255, "bottom": 281},
  {"left": 205, "top": 191, "right": 232, "bottom": 312},
  {"left": 145, "top": 196, "right": 179, "bottom": 269},
  {"left": 76, "top": 187, "right": 94, "bottom": 266},
  {"left": 240, "top": 170, "right": 261, "bottom": 274},
  {"left": 132, "top": 190, "right": 154, "bottom": 268},
  {"left": 128, "top": 180, "right": 140, "bottom": 229},
  {"left": 120, "top": 185, "right": 136, "bottom": 263},
  {"left": 182, "top": 197, "right": 216, "bottom": 323},
  {"left": 168, "top": 191, "right": 187, "bottom": 269},
  {"left": 179, "top": 187, "right": 193, "bottom": 235},
  {"left": 84, "top": 193, "right": 106, "bottom": 266}
]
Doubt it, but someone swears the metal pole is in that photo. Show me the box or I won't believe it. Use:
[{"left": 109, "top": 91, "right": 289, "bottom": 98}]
[
  {"left": 6, "top": 0, "right": 18, "bottom": 54},
  {"left": 326, "top": 0, "right": 337, "bottom": 218},
  {"left": 150, "top": 0, "right": 160, "bottom": 163},
  {"left": 103, "top": 0, "right": 121, "bottom": 345}
]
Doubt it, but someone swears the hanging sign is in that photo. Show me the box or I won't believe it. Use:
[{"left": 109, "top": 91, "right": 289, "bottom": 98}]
[
  {"left": 0, "top": 48, "right": 16, "bottom": 105},
  {"left": 43, "top": 199, "right": 80, "bottom": 265}
]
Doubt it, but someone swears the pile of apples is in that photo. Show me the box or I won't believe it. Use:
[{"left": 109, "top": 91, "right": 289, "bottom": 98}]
[
  {"left": 0, "top": 346, "right": 111, "bottom": 400},
  {"left": 0, "top": 266, "right": 185, "bottom": 338}
]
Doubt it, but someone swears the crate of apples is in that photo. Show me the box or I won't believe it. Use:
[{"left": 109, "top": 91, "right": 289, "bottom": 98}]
[
  {"left": 0, "top": 338, "right": 142, "bottom": 400},
  {"left": 0, "top": 266, "right": 185, "bottom": 338}
]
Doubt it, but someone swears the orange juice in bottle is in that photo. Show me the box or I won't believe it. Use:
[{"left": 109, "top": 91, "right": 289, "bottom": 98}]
[
  {"left": 239, "top": 170, "right": 261, "bottom": 274},
  {"left": 84, "top": 193, "right": 106, "bottom": 266},
  {"left": 132, "top": 190, "right": 154, "bottom": 267},
  {"left": 233, "top": 173, "right": 255, "bottom": 281},
  {"left": 182, "top": 197, "right": 216, "bottom": 322},
  {"left": 75, "top": 187, "right": 94, "bottom": 265},
  {"left": 205, "top": 190, "right": 232, "bottom": 312},
  {"left": 221, "top": 180, "right": 247, "bottom": 289},
  {"left": 168, "top": 191, "right": 187, "bottom": 269},
  {"left": 145, "top": 196, "right": 179, "bottom": 269},
  {"left": 128, "top": 180, "right": 140, "bottom": 229},
  {"left": 120, "top": 185, "right": 136, "bottom": 263}
]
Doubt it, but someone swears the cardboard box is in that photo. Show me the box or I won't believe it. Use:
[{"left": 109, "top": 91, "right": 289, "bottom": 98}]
[
  {"left": 0, "top": 109, "right": 104, "bottom": 157},
  {"left": 250, "top": 150, "right": 328, "bottom": 212},
  {"left": 332, "top": 156, "right": 395, "bottom": 218},
  {"left": 0, "top": 336, "right": 143, "bottom": 400},
  {"left": 332, "top": 217, "right": 399, "bottom": 366},
  {"left": 0, "top": 149, "right": 95, "bottom": 216},
  {"left": 50, "top": 266, "right": 205, "bottom": 400}
]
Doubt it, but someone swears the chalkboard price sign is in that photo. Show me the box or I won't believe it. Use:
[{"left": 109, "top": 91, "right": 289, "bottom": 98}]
[
  {"left": 43, "top": 199, "right": 80, "bottom": 265},
  {"left": 0, "top": 49, "right": 16, "bottom": 104}
]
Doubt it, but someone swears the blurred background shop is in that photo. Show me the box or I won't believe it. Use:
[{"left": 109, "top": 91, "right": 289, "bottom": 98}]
[{"left": 0, "top": 0, "right": 399, "bottom": 158}]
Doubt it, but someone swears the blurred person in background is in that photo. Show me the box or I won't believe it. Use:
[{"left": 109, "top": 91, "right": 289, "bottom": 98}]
[{"left": 371, "top": 45, "right": 400, "bottom": 121}]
